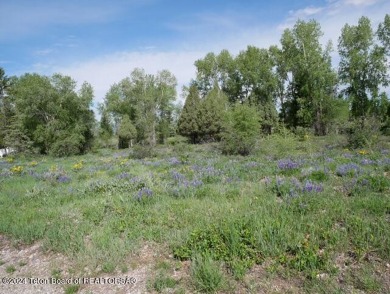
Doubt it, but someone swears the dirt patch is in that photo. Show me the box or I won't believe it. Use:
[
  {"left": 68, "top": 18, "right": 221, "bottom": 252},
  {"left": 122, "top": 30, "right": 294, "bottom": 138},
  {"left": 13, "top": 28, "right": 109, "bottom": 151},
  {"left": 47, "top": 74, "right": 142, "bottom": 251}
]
[{"left": 0, "top": 235, "right": 156, "bottom": 294}]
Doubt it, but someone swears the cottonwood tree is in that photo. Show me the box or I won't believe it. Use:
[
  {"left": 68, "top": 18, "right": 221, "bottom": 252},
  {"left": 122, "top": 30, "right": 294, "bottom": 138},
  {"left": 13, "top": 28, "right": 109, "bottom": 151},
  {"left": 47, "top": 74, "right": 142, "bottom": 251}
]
[
  {"left": 280, "top": 19, "right": 338, "bottom": 135},
  {"left": 7, "top": 73, "right": 95, "bottom": 155},
  {"left": 338, "top": 16, "right": 388, "bottom": 119},
  {"left": 0, "top": 68, "right": 13, "bottom": 148},
  {"left": 235, "top": 46, "right": 279, "bottom": 133},
  {"left": 104, "top": 68, "right": 177, "bottom": 146}
]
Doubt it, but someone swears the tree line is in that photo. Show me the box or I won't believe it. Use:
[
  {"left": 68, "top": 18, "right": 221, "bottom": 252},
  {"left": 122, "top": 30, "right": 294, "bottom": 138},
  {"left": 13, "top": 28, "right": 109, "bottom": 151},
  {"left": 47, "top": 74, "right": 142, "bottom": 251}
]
[{"left": 0, "top": 15, "right": 389, "bottom": 156}]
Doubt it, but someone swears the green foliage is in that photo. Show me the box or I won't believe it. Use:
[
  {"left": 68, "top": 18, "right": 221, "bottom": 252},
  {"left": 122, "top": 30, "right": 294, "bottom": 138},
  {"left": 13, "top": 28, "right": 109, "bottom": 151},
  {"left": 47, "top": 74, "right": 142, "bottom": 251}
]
[
  {"left": 346, "top": 117, "right": 381, "bottom": 149},
  {"left": 190, "top": 253, "right": 226, "bottom": 293},
  {"left": 118, "top": 115, "right": 137, "bottom": 149},
  {"left": 220, "top": 103, "right": 260, "bottom": 156},
  {"left": 98, "top": 109, "right": 113, "bottom": 141},
  {"left": 177, "top": 84, "right": 201, "bottom": 143},
  {"left": 279, "top": 236, "right": 329, "bottom": 279},
  {"left": 130, "top": 144, "right": 156, "bottom": 159},
  {"left": 174, "top": 220, "right": 261, "bottom": 279},
  {"left": 198, "top": 84, "right": 228, "bottom": 142},
  {"left": 338, "top": 16, "right": 388, "bottom": 119},
  {"left": 280, "top": 20, "right": 338, "bottom": 135},
  {"left": 151, "top": 273, "right": 178, "bottom": 293},
  {"left": 5, "top": 265, "right": 16, "bottom": 273},
  {"left": 104, "top": 68, "right": 177, "bottom": 146},
  {"left": 6, "top": 73, "right": 95, "bottom": 156}
]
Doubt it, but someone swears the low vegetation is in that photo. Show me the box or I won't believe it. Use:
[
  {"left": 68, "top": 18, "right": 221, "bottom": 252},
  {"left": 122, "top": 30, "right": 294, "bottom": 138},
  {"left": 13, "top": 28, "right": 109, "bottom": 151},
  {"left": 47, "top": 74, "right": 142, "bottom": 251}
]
[{"left": 0, "top": 134, "right": 389, "bottom": 293}]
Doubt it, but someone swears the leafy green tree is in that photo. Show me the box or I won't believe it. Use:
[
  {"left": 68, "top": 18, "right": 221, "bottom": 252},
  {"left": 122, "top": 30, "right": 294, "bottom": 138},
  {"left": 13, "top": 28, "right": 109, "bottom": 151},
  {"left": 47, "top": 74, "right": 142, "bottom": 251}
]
[
  {"left": 194, "top": 50, "right": 237, "bottom": 101},
  {"left": 177, "top": 84, "right": 201, "bottom": 143},
  {"left": 118, "top": 114, "right": 137, "bottom": 148},
  {"left": 104, "top": 68, "right": 177, "bottom": 146},
  {"left": 7, "top": 73, "right": 95, "bottom": 156},
  {"left": 221, "top": 103, "right": 260, "bottom": 156},
  {"left": 280, "top": 19, "right": 338, "bottom": 135},
  {"left": 338, "top": 16, "right": 388, "bottom": 119},
  {"left": 235, "top": 46, "right": 279, "bottom": 133},
  {"left": 378, "top": 14, "right": 390, "bottom": 57},
  {"left": 99, "top": 108, "right": 113, "bottom": 139},
  {"left": 0, "top": 68, "right": 14, "bottom": 148}
]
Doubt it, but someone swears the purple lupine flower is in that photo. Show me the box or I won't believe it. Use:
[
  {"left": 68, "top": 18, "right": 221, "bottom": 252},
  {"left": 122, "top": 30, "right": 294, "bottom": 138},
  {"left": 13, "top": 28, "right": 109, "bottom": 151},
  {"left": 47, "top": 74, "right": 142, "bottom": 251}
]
[
  {"left": 343, "top": 153, "right": 354, "bottom": 159},
  {"left": 277, "top": 159, "right": 300, "bottom": 170},
  {"left": 336, "top": 163, "right": 361, "bottom": 177},
  {"left": 191, "top": 179, "right": 203, "bottom": 187},
  {"left": 57, "top": 175, "right": 71, "bottom": 183},
  {"left": 117, "top": 172, "right": 132, "bottom": 179},
  {"left": 171, "top": 170, "right": 186, "bottom": 183},
  {"left": 276, "top": 176, "right": 284, "bottom": 187},
  {"left": 168, "top": 157, "right": 181, "bottom": 165},
  {"left": 302, "top": 180, "right": 323, "bottom": 193},
  {"left": 360, "top": 159, "right": 375, "bottom": 166},
  {"left": 136, "top": 187, "right": 153, "bottom": 200}
]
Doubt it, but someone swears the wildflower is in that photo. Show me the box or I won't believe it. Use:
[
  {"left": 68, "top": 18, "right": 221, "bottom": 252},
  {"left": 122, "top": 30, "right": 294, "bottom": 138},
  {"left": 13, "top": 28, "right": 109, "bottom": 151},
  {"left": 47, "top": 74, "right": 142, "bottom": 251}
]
[
  {"left": 336, "top": 163, "right": 361, "bottom": 177},
  {"left": 302, "top": 180, "right": 323, "bottom": 193},
  {"left": 119, "top": 158, "right": 128, "bottom": 165},
  {"left": 168, "top": 157, "right": 181, "bottom": 165},
  {"left": 136, "top": 187, "right": 153, "bottom": 200},
  {"left": 190, "top": 179, "right": 203, "bottom": 187},
  {"left": 50, "top": 165, "right": 58, "bottom": 172},
  {"left": 29, "top": 161, "right": 38, "bottom": 167},
  {"left": 358, "top": 150, "right": 369, "bottom": 155},
  {"left": 360, "top": 159, "right": 375, "bottom": 166},
  {"left": 57, "top": 175, "right": 71, "bottom": 183},
  {"left": 277, "top": 159, "right": 300, "bottom": 170},
  {"left": 245, "top": 161, "right": 258, "bottom": 168},
  {"left": 10, "top": 165, "right": 23, "bottom": 174},
  {"left": 72, "top": 161, "right": 83, "bottom": 170},
  {"left": 117, "top": 172, "right": 132, "bottom": 179},
  {"left": 342, "top": 153, "right": 353, "bottom": 159},
  {"left": 171, "top": 170, "right": 186, "bottom": 183}
]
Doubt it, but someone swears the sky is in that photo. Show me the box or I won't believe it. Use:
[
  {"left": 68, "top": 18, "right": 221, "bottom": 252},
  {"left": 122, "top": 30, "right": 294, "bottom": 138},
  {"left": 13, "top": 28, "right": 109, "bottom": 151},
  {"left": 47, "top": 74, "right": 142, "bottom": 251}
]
[{"left": 1, "top": 0, "right": 389, "bottom": 114}]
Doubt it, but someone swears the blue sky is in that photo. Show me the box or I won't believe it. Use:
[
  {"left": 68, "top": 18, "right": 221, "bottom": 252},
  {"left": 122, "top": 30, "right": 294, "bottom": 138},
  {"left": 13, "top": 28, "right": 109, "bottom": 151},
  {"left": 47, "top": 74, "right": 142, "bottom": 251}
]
[{"left": 1, "top": 0, "right": 389, "bottom": 108}]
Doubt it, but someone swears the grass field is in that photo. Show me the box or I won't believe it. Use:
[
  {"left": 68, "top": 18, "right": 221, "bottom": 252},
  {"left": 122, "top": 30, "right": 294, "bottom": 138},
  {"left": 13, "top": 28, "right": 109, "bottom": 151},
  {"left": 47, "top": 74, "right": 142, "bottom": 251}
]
[{"left": 0, "top": 134, "right": 389, "bottom": 293}]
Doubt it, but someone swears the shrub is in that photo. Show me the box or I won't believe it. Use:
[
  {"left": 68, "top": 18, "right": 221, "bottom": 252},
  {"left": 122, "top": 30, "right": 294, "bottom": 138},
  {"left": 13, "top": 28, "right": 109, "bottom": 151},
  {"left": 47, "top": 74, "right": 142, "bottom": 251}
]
[
  {"left": 220, "top": 103, "right": 260, "bottom": 156},
  {"left": 346, "top": 117, "right": 381, "bottom": 149},
  {"left": 130, "top": 145, "right": 155, "bottom": 159}
]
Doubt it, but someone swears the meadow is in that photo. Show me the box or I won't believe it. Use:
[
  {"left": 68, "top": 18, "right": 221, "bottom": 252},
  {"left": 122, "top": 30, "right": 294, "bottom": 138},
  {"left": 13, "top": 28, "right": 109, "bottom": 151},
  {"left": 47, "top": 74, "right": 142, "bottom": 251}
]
[{"left": 0, "top": 134, "right": 389, "bottom": 293}]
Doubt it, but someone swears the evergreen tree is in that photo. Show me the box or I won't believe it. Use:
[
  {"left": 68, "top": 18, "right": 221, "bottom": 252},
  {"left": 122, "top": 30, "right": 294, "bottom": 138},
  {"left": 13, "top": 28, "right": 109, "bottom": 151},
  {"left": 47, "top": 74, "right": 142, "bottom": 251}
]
[
  {"left": 198, "top": 83, "right": 228, "bottom": 141},
  {"left": 177, "top": 85, "right": 201, "bottom": 143}
]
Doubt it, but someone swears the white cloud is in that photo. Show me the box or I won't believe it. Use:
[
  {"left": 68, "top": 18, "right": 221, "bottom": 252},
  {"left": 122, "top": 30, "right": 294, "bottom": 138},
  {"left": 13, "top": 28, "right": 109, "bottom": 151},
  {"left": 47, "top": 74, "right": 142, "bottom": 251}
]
[
  {"left": 344, "top": 0, "right": 379, "bottom": 6},
  {"left": 52, "top": 50, "right": 206, "bottom": 108}
]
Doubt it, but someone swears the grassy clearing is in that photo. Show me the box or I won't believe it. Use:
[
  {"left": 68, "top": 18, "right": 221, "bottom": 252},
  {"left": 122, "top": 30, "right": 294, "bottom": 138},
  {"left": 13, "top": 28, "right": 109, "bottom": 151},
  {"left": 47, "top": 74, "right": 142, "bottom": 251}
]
[{"left": 0, "top": 134, "right": 389, "bottom": 293}]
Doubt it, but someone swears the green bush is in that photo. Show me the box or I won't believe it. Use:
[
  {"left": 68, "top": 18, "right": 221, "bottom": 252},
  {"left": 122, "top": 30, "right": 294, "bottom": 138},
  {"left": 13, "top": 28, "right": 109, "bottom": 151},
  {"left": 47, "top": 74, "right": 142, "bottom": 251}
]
[
  {"left": 347, "top": 117, "right": 381, "bottom": 149},
  {"left": 220, "top": 103, "right": 260, "bottom": 156},
  {"left": 130, "top": 145, "right": 156, "bottom": 159},
  {"left": 173, "top": 220, "right": 261, "bottom": 279}
]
